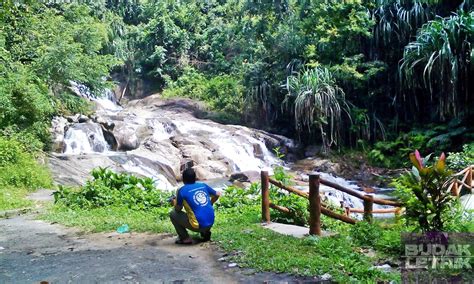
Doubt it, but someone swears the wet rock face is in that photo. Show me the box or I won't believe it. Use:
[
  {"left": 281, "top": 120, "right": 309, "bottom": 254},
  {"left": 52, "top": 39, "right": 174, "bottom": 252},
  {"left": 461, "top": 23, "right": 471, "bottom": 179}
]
[
  {"left": 113, "top": 123, "right": 140, "bottom": 151},
  {"left": 51, "top": 116, "right": 68, "bottom": 153},
  {"left": 64, "top": 122, "right": 109, "bottom": 154},
  {"left": 50, "top": 95, "right": 296, "bottom": 186},
  {"left": 229, "top": 171, "right": 260, "bottom": 183}
]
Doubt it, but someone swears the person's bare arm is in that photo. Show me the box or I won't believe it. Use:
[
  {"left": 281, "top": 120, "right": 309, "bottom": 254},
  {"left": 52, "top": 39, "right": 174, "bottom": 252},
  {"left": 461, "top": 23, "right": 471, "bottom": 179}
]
[
  {"left": 172, "top": 190, "right": 183, "bottom": 211},
  {"left": 211, "top": 191, "right": 221, "bottom": 205},
  {"left": 174, "top": 202, "right": 183, "bottom": 211}
]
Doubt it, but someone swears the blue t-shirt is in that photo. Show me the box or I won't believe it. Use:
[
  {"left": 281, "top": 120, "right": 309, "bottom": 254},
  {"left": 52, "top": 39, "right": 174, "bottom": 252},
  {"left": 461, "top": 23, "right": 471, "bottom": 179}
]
[{"left": 177, "top": 182, "right": 217, "bottom": 229}]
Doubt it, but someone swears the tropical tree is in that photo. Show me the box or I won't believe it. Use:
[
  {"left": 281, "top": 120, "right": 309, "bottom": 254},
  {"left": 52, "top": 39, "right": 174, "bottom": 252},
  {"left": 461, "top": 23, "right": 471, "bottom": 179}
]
[
  {"left": 400, "top": 11, "right": 474, "bottom": 121},
  {"left": 285, "top": 67, "right": 347, "bottom": 153}
]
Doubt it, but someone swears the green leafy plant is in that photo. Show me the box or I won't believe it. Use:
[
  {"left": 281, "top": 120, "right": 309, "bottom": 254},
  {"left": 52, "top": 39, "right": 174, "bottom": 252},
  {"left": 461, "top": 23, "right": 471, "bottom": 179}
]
[
  {"left": 400, "top": 11, "right": 474, "bottom": 121},
  {"left": 0, "top": 136, "right": 52, "bottom": 188},
  {"left": 216, "top": 183, "right": 260, "bottom": 210},
  {"left": 285, "top": 67, "right": 347, "bottom": 152},
  {"left": 55, "top": 92, "right": 92, "bottom": 115},
  {"left": 393, "top": 150, "right": 455, "bottom": 232},
  {"left": 350, "top": 221, "right": 382, "bottom": 248},
  {"left": 447, "top": 143, "right": 474, "bottom": 171},
  {"left": 53, "top": 168, "right": 168, "bottom": 210}
]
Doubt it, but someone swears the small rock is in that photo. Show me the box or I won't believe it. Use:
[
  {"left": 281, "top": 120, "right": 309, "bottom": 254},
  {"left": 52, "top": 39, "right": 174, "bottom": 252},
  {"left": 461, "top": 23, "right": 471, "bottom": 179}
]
[
  {"left": 362, "top": 186, "right": 375, "bottom": 193},
  {"left": 123, "top": 276, "right": 133, "bottom": 280},
  {"left": 242, "top": 229, "right": 253, "bottom": 234},
  {"left": 218, "top": 257, "right": 227, "bottom": 262},
  {"left": 320, "top": 273, "right": 332, "bottom": 281},
  {"left": 374, "top": 264, "right": 392, "bottom": 272},
  {"left": 188, "top": 255, "right": 196, "bottom": 259},
  {"left": 228, "top": 263, "right": 238, "bottom": 268},
  {"left": 0, "top": 246, "right": 4, "bottom": 250},
  {"left": 78, "top": 114, "right": 89, "bottom": 123}
]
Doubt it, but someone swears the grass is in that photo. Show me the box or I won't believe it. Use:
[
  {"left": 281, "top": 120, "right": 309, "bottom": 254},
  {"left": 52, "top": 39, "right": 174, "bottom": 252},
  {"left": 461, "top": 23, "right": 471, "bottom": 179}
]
[
  {"left": 42, "top": 205, "right": 173, "bottom": 233},
  {"left": 41, "top": 203, "right": 400, "bottom": 282},
  {"left": 0, "top": 186, "right": 33, "bottom": 211}
]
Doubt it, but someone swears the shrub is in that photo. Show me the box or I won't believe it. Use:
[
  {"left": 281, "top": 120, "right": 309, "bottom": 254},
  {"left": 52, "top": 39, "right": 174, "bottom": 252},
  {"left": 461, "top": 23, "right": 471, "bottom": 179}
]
[
  {"left": 349, "top": 221, "right": 382, "bottom": 247},
  {"left": 163, "top": 68, "right": 244, "bottom": 121},
  {"left": 393, "top": 150, "right": 455, "bottom": 232},
  {"left": 0, "top": 136, "right": 52, "bottom": 189},
  {"left": 55, "top": 92, "right": 93, "bottom": 116},
  {"left": 447, "top": 143, "right": 474, "bottom": 171},
  {"left": 216, "top": 183, "right": 260, "bottom": 210},
  {"left": 53, "top": 168, "right": 169, "bottom": 210}
]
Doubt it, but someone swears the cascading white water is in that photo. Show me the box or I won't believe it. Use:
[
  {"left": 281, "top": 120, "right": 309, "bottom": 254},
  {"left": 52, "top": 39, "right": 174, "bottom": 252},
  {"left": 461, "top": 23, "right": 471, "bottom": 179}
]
[
  {"left": 60, "top": 83, "right": 398, "bottom": 213},
  {"left": 172, "top": 120, "right": 279, "bottom": 173},
  {"left": 121, "top": 158, "right": 175, "bottom": 191},
  {"left": 69, "top": 81, "right": 123, "bottom": 112},
  {"left": 64, "top": 123, "right": 109, "bottom": 155},
  {"left": 94, "top": 89, "right": 123, "bottom": 112}
]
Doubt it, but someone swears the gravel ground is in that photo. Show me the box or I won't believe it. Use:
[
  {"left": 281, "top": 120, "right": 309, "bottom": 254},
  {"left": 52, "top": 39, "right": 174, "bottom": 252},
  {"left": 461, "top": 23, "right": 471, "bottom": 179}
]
[{"left": 0, "top": 191, "right": 311, "bottom": 283}]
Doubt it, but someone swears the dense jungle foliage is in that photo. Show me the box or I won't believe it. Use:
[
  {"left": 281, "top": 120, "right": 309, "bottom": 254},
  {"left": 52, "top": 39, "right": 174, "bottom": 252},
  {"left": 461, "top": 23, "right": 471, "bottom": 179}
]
[{"left": 1, "top": 0, "right": 473, "bottom": 165}]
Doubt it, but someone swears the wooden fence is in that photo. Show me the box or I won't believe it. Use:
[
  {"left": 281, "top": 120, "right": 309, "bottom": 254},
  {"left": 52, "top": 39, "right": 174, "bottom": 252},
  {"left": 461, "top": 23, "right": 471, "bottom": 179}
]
[
  {"left": 261, "top": 171, "right": 403, "bottom": 236},
  {"left": 261, "top": 165, "right": 474, "bottom": 236},
  {"left": 449, "top": 165, "right": 474, "bottom": 196}
]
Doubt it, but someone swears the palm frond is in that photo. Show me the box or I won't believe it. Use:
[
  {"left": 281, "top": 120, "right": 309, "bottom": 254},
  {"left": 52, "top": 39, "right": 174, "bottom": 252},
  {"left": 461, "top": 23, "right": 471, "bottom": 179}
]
[
  {"left": 285, "top": 67, "right": 347, "bottom": 152},
  {"left": 400, "top": 11, "right": 474, "bottom": 120}
]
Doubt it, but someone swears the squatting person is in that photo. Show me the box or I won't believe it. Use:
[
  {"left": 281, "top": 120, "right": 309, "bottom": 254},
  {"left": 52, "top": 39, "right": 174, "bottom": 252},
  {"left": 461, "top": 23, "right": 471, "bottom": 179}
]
[{"left": 169, "top": 168, "right": 221, "bottom": 244}]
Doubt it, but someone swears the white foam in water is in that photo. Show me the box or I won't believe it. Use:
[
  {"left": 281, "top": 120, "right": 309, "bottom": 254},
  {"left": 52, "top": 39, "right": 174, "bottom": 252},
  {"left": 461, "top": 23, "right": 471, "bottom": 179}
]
[
  {"left": 69, "top": 81, "right": 122, "bottom": 112},
  {"left": 121, "top": 160, "right": 174, "bottom": 191},
  {"left": 173, "top": 120, "right": 279, "bottom": 173},
  {"left": 64, "top": 125, "right": 109, "bottom": 155},
  {"left": 64, "top": 129, "right": 93, "bottom": 154},
  {"left": 148, "top": 119, "right": 174, "bottom": 141}
]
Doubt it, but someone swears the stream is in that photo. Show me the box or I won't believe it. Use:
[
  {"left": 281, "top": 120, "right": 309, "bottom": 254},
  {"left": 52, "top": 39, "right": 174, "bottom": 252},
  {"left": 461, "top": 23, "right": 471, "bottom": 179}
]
[{"left": 48, "top": 86, "right": 411, "bottom": 217}]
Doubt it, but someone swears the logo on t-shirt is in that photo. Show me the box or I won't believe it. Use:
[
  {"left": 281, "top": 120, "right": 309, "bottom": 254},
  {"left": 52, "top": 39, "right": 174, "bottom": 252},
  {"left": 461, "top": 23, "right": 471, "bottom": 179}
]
[{"left": 193, "top": 190, "right": 208, "bottom": 206}]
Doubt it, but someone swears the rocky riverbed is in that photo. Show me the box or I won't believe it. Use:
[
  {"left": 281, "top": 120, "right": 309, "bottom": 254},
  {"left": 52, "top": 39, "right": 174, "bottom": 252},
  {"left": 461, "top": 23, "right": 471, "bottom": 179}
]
[{"left": 49, "top": 93, "right": 295, "bottom": 190}]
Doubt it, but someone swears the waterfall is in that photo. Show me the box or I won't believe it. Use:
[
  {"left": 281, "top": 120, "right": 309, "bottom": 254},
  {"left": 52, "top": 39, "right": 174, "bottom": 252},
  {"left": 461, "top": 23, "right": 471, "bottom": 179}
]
[
  {"left": 69, "top": 81, "right": 122, "bottom": 112},
  {"left": 172, "top": 120, "right": 280, "bottom": 173},
  {"left": 64, "top": 123, "right": 109, "bottom": 155}
]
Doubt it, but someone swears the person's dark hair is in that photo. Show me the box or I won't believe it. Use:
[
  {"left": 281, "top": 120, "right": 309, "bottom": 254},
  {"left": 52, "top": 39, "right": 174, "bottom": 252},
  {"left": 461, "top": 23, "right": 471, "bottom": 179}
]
[{"left": 182, "top": 168, "right": 196, "bottom": 184}]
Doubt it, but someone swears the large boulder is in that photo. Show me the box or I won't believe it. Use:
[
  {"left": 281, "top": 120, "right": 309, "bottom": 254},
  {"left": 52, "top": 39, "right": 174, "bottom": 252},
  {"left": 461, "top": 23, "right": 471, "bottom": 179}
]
[
  {"left": 229, "top": 171, "right": 260, "bottom": 183},
  {"left": 193, "top": 165, "right": 225, "bottom": 180},
  {"left": 113, "top": 123, "right": 140, "bottom": 151},
  {"left": 141, "top": 138, "right": 182, "bottom": 176},
  {"left": 180, "top": 144, "right": 213, "bottom": 164},
  {"left": 93, "top": 115, "right": 115, "bottom": 130}
]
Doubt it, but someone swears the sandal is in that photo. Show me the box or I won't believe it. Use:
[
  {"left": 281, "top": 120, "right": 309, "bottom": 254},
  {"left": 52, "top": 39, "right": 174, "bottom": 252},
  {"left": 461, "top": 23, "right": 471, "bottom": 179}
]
[{"left": 175, "top": 238, "right": 193, "bottom": 245}]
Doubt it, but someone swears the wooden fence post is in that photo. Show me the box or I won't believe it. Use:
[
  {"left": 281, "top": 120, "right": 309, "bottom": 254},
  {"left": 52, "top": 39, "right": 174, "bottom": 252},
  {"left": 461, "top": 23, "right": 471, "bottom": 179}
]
[
  {"left": 261, "top": 171, "right": 270, "bottom": 223},
  {"left": 363, "top": 194, "right": 374, "bottom": 223},
  {"left": 309, "top": 174, "right": 321, "bottom": 236},
  {"left": 451, "top": 181, "right": 459, "bottom": 196},
  {"left": 467, "top": 168, "right": 473, "bottom": 193},
  {"left": 345, "top": 206, "right": 351, "bottom": 217}
]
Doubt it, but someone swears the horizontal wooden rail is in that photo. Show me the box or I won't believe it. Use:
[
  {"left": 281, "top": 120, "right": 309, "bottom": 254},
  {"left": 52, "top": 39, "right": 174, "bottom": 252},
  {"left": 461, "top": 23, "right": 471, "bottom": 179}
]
[
  {"left": 319, "top": 179, "right": 402, "bottom": 206},
  {"left": 321, "top": 206, "right": 357, "bottom": 224},
  {"left": 268, "top": 178, "right": 309, "bottom": 198},
  {"left": 348, "top": 208, "right": 401, "bottom": 214},
  {"left": 269, "top": 202, "right": 358, "bottom": 225},
  {"left": 449, "top": 165, "right": 473, "bottom": 196},
  {"left": 262, "top": 170, "right": 405, "bottom": 235},
  {"left": 269, "top": 203, "right": 291, "bottom": 214}
]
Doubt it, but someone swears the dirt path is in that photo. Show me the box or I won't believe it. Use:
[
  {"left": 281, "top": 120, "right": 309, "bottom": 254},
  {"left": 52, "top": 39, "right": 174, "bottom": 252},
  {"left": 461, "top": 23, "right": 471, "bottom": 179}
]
[{"left": 0, "top": 192, "right": 304, "bottom": 283}]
